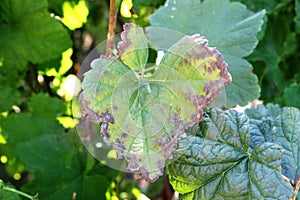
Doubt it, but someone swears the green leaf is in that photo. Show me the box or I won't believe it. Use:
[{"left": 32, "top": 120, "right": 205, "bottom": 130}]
[
  {"left": 0, "top": 0, "right": 71, "bottom": 85},
  {"left": 283, "top": 82, "right": 300, "bottom": 108},
  {"left": 0, "top": 189, "right": 21, "bottom": 200},
  {"left": 296, "top": 0, "right": 300, "bottom": 33},
  {"left": 148, "top": 0, "right": 265, "bottom": 107},
  {"left": 27, "top": 93, "right": 66, "bottom": 119},
  {"left": 247, "top": 15, "right": 297, "bottom": 101},
  {"left": 1, "top": 113, "right": 64, "bottom": 147},
  {"left": 231, "top": 0, "right": 292, "bottom": 13},
  {"left": 0, "top": 86, "right": 20, "bottom": 112},
  {"left": 273, "top": 107, "right": 300, "bottom": 183},
  {"left": 118, "top": 24, "right": 148, "bottom": 72},
  {"left": 246, "top": 105, "right": 300, "bottom": 184},
  {"left": 245, "top": 103, "right": 282, "bottom": 120},
  {"left": 16, "top": 133, "right": 116, "bottom": 200},
  {"left": 81, "top": 23, "right": 231, "bottom": 181},
  {"left": 168, "top": 108, "right": 294, "bottom": 199}
]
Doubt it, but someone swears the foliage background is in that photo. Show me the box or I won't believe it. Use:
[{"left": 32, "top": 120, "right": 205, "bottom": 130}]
[{"left": 0, "top": 0, "right": 299, "bottom": 199}]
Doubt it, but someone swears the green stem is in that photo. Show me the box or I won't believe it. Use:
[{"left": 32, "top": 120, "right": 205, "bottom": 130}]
[{"left": 0, "top": 180, "right": 38, "bottom": 200}]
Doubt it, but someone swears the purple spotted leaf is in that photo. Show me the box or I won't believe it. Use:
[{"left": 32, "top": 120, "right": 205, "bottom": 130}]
[{"left": 80, "top": 23, "right": 231, "bottom": 182}]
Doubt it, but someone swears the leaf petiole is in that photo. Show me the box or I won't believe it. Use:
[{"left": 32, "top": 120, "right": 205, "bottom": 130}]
[{"left": 0, "top": 180, "right": 38, "bottom": 200}]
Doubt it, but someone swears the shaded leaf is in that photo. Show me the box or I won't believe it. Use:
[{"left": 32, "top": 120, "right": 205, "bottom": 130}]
[
  {"left": 283, "top": 82, "right": 300, "bottom": 109},
  {"left": 0, "top": 0, "right": 71, "bottom": 85},
  {"left": 296, "top": 0, "right": 300, "bottom": 33},
  {"left": 231, "top": 0, "right": 292, "bottom": 13},
  {"left": 149, "top": 0, "right": 265, "bottom": 107},
  {"left": 0, "top": 190, "right": 22, "bottom": 200},
  {"left": 0, "top": 86, "right": 20, "bottom": 112},
  {"left": 168, "top": 108, "right": 294, "bottom": 199},
  {"left": 247, "top": 15, "right": 297, "bottom": 101},
  {"left": 16, "top": 133, "right": 116, "bottom": 200},
  {"left": 81, "top": 23, "right": 231, "bottom": 181},
  {"left": 27, "top": 93, "right": 66, "bottom": 119},
  {"left": 1, "top": 113, "right": 64, "bottom": 147}
]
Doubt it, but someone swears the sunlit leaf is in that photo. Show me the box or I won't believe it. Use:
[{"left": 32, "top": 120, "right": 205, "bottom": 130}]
[
  {"left": 62, "top": 1, "right": 89, "bottom": 30},
  {"left": 149, "top": 0, "right": 265, "bottom": 107}
]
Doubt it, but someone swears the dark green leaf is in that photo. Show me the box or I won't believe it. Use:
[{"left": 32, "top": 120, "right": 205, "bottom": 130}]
[
  {"left": 283, "top": 82, "right": 300, "bottom": 108},
  {"left": 27, "top": 93, "right": 66, "bottom": 119},
  {"left": 168, "top": 108, "right": 294, "bottom": 199},
  {"left": 231, "top": 0, "right": 292, "bottom": 13},
  {"left": 149, "top": 0, "right": 265, "bottom": 107},
  {"left": 0, "top": 0, "right": 72, "bottom": 85},
  {"left": 296, "top": 0, "right": 300, "bottom": 33},
  {"left": 16, "top": 133, "right": 116, "bottom": 200},
  {"left": 0, "top": 190, "right": 22, "bottom": 200},
  {"left": 247, "top": 15, "right": 297, "bottom": 101},
  {"left": 1, "top": 113, "right": 64, "bottom": 147},
  {"left": 0, "top": 86, "right": 20, "bottom": 112}
]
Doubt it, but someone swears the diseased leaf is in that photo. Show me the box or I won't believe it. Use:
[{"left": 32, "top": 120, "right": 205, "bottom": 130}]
[
  {"left": 81, "top": 23, "right": 231, "bottom": 181},
  {"left": 148, "top": 0, "right": 265, "bottom": 107},
  {"left": 168, "top": 108, "right": 294, "bottom": 199},
  {"left": 118, "top": 23, "right": 148, "bottom": 72},
  {"left": 16, "top": 133, "right": 116, "bottom": 200}
]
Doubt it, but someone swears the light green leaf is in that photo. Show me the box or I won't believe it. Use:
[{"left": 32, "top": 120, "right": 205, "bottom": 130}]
[
  {"left": 168, "top": 108, "right": 294, "bottom": 199},
  {"left": 16, "top": 133, "right": 116, "bottom": 200},
  {"left": 81, "top": 23, "right": 231, "bottom": 181},
  {"left": 118, "top": 23, "right": 148, "bottom": 72},
  {"left": 149, "top": 0, "right": 265, "bottom": 107}
]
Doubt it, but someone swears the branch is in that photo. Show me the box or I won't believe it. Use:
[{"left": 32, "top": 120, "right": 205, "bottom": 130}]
[
  {"left": 106, "top": 0, "right": 117, "bottom": 57},
  {"left": 291, "top": 175, "right": 300, "bottom": 200}
]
